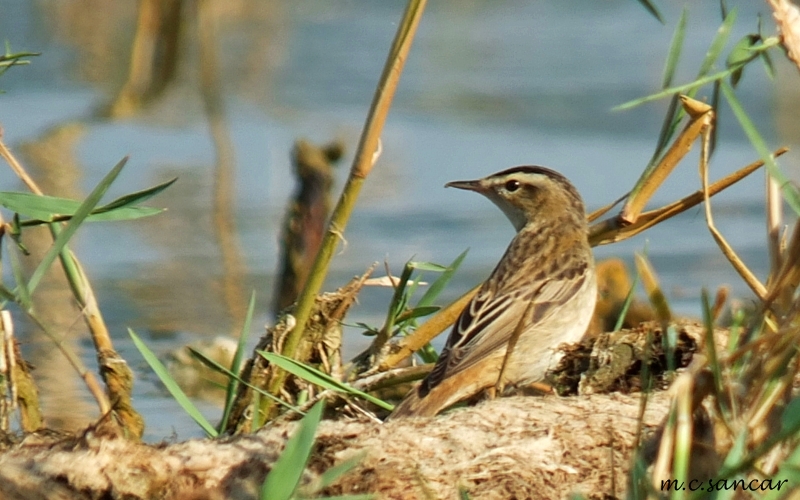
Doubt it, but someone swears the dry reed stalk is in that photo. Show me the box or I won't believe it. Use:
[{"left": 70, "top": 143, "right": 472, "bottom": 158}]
[
  {"left": 0, "top": 134, "right": 146, "bottom": 436},
  {"left": 261, "top": 0, "right": 429, "bottom": 418}
]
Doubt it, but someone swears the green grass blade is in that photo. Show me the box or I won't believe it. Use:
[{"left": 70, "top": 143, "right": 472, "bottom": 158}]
[
  {"left": 260, "top": 401, "right": 325, "bottom": 500},
  {"left": 417, "top": 249, "right": 468, "bottom": 308},
  {"left": 187, "top": 346, "right": 301, "bottom": 413},
  {"left": 709, "top": 80, "right": 721, "bottom": 158},
  {"left": 613, "top": 271, "right": 640, "bottom": 332},
  {"left": 7, "top": 242, "right": 32, "bottom": 312},
  {"left": 219, "top": 291, "right": 256, "bottom": 432},
  {"left": 614, "top": 66, "right": 740, "bottom": 110},
  {"left": 78, "top": 207, "right": 163, "bottom": 222},
  {"left": 662, "top": 7, "right": 687, "bottom": 89},
  {"left": 128, "top": 328, "right": 218, "bottom": 437},
  {"left": 701, "top": 290, "right": 724, "bottom": 403},
  {"left": 93, "top": 177, "right": 176, "bottom": 213},
  {"left": 0, "top": 178, "right": 174, "bottom": 224},
  {"left": 416, "top": 341, "right": 439, "bottom": 364},
  {"left": 408, "top": 261, "right": 447, "bottom": 272},
  {"left": 697, "top": 8, "right": 738, "bottom": 78},
  {"left": 615, "top": 37, "right": 778, "bottom": 111},
  {"left": 614, "top": 8, "right": 736, "bottom": 112},
  {"left": 251, "top": 391, "right": 263, "bottom": 432},
  {"left": 383, "top": 262, "right": 416, "bottom": 338},
  {"left": 400, "top": 305, "right": 440, "bottom": 321},
  {"left": 405, "top": 274, "right": 422, "bottom": 300},
  {"left": 258, "top": 351, "right": 394, "bottom": 411},
  {"left": 0, "top": 282, "right": 16, "bottom": 302},
  {"left": 26, "top": 157, "right": 128, "bottom": 294},
  {"left": 727, "top": 33, "right": 760, "bottom": 69},
  {"left": 0, "top": 192, "right": 162, "bottom": 222},
  {"left": 720, "top": 81, "right": 800, "bottom": 214},
  {"left": 780, "top": 397, "right": 800, "bottom": 435},
  {"left": 716, "top": 431, "right": 748, "bottom": 482},
  {"left": 14, "top": 207, "right": 163, "bottom": 226},
  {"left": 761, "top": 420, "right": 800, "bottom": 500},
  {"left": 315, "top": 452, "right": 366, "bottom": 490},
  {"left": 760, "top": 47, "right": 775, "bottom": 79},
  {"left": 0, "top": 192, "right": 85, "bottom": 220},
  {"left": 640, "top": 7, "right": 687, "bottom": 169}
]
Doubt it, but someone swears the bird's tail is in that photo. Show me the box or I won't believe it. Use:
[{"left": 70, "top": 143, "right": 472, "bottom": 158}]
[
  {"left": 387, "top": 386, "right": 430, "bottom": 419},
  {"left": 387, "top": 360, "right": 498, "bottom": 419}
]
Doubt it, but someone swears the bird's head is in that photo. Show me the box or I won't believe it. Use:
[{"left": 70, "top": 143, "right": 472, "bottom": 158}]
[{"left": 445, "top": 166, "right": 586, "bottom": 232}]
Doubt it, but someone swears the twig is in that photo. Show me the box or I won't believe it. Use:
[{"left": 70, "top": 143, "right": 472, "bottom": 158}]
[{"left": 698, "top": 104, "right": 768, "bottom": 301}]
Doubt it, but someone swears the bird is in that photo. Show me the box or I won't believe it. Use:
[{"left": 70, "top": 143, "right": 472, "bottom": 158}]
[{"left": 389, "top": 166, "right": 597, "bottom": 418}]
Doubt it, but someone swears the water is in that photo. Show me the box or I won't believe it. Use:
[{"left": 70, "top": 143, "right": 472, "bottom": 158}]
[{"left": 1, "top": 0, "right": 798, "bottom": 441}]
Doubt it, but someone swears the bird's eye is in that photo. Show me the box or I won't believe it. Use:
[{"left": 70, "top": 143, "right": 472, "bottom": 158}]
[{"left": 505, "top": 179, "right": 520, "bottom": 192}]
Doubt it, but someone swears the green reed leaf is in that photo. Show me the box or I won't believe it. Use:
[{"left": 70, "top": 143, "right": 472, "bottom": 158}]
[
  {"left": 258, "top": 351, "right": 394, "bottom": 411},
  {"left": 0, "top": 192, "right": 92, "bottom": 220},
  {"left": 698, "top": 7, "right": 738, "bottom": 77},
  {"left": 0, "top": 176, "right": 174, "bottom": 225},
  {"left": 315, "top": 452, "right": 367, "bottom": 491},
  {"left": 93, "top": 177, "right": 176, "bottom": 213},
  {"left": 7, "top": 241, "right": 31, "bottom": 312},
  {"left": 614, "top": 67, "right": 737, "bottom": 110},
  {"left": 218, "top": 291, "right": 257, "bottom": 432},
  {"left": 187, "top": 346, "right": 299, "bottom": 413},
  {"left": 613, "top": 270, "right": 640, "bottom": 332},
  {"left": 129, "top": 328, "right": 217, "bottom": 437},
  {"left": 260, "top": 401, "right": 325, "bottom": 500},
  {"left": 417, "top": 248, "right": 468, "bottom": 308},
  {"left": 662, "top": 7, "right": 687, "bottom": 89},
  {"left": 701, "top": 289, "right": 726, "bottom": 419},
  {"left": 408, "top": 261, "right": 448, "bottom": 272},
  {"left": 399, "top": 305, "right": 440, "bottom": 321},
  {"left": 26, "top": 157, "right": 128, "bottom": 294},
  {"left": 727, "top": 34, "right": 761, "bottom": 86}
]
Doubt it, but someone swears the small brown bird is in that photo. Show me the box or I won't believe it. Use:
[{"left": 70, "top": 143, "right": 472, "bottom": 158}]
[{"left": 390, "top": 166, "right": 597, "bottom": 418}]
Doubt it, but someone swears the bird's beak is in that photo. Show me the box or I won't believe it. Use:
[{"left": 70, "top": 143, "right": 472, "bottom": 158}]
[{"left": 445, "top": 179, "right": 485, "bottom": 193}]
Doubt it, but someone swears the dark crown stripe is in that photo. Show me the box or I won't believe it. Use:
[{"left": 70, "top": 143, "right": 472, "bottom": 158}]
[
  {"left": 490, "top": 165, "right": 565, "bottom": 180},
  {"left": 489, "top": 165, "right": 584, "bottom": 206}
]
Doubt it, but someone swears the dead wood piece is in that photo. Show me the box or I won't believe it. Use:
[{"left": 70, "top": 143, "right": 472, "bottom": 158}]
[
  {"left": 0, "top": 425, "right": 281, "bottom": 500},
  {"left": 273, "top": 139, "right": 344, "bottom": 314},
  {"left": 4, "top": 337, "right": 43, "bottom": 432},
  {"left": 550, "top": 320, "right": 726, "bottom": 397},
  {"left": 225, "top": 270, "right": 369, "bottom": 433}
]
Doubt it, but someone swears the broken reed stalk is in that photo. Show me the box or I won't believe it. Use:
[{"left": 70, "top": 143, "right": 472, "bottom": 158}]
[
  {"left": 588, "top": 149, "right": 787, "bottom": 246},
  {"left": 696, "top": 94, "right": 770, "bottom": 301},
  {"left": 620, "top": 96, "right": 714, "bottom": 224},
  {"left": 263, "top": 0, "right": 428, "bottom": 416},
  {"left": 0, "top": 134, "right": 146, "bottom": 437}
]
